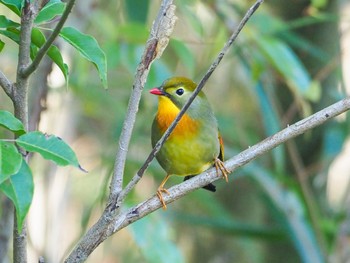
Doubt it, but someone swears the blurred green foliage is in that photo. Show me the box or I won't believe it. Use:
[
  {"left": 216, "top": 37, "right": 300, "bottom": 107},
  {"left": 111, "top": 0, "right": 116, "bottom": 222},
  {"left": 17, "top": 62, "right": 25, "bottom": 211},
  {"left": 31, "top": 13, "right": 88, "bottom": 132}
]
[{"left": 0, "top": 0, "right": 348, "bottom": 262}]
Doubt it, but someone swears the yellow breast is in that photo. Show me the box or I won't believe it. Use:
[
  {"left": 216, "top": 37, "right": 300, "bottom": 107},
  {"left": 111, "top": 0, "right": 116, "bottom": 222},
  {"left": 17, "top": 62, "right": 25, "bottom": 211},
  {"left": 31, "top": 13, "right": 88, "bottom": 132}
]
[{"left": 156, "top": 96, "right": 199, "bottom": 137}]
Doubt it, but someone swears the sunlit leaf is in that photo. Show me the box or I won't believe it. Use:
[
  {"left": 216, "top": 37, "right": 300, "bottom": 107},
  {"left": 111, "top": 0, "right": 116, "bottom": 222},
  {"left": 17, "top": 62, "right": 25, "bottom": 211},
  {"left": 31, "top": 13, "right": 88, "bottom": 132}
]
[
  {"left": 0, "top": 160, "right": 33, "bottom": 233},
  {"left": 35, "top": 0, "right": 66, "bottom": 24},
  {"left": 0, "top": 141, "right": 22, "bottom": 183},
  {"left": 59, "top": 27, "right": 107, "bottom": 89},
  {"left": 16, "top": 131, "right": 83, "bottom": 169},
  {"left": 0, "top": 110, "right": 25, "bottom": 135},
  {"left": 0, "top": 0, "right": 22, "bottom": 16}
]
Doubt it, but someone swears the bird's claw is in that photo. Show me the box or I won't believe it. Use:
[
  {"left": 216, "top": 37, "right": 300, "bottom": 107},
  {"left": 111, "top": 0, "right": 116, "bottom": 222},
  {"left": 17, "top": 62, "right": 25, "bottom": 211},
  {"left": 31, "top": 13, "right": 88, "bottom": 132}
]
[
  {"left": 156, "top": 187, "right": 169, "bottom": 210},
  {"left": 214, "top": 158, "right": 229, "bottom": 182}
]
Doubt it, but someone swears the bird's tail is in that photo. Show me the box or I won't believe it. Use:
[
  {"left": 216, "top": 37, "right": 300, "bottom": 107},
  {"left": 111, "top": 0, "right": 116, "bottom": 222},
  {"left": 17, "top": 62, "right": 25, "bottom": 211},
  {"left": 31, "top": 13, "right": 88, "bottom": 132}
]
[{"left": 183, "top": 176, "right": 216, "bottom": 192}]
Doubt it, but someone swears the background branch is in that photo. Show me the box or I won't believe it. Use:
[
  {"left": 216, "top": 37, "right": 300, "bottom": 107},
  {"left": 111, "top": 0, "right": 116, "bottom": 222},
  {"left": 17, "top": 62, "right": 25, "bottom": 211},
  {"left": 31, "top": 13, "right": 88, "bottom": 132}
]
[{"left": 0, "top": 198, "right": 13, "bottom": 263}]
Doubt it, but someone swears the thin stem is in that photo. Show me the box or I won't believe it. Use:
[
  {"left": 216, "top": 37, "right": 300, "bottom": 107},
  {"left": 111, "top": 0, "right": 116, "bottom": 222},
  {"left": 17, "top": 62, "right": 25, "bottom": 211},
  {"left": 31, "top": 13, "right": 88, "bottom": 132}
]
[
  {"left": 20, "top": 0, "right": 76, "bottom": 78},
  {"left": 0, "top": 70, "right": 13, "bottom": 99}
]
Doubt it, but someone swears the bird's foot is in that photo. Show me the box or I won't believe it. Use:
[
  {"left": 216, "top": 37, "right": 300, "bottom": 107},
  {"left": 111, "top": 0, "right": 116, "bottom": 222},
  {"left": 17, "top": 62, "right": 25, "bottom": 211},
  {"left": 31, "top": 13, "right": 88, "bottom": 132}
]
[
  {"left": 214, "top": 158, "right": 229, "bottom": 182},
  {"left": 156, "top": 187, "right": 170, "bottom": 210}
]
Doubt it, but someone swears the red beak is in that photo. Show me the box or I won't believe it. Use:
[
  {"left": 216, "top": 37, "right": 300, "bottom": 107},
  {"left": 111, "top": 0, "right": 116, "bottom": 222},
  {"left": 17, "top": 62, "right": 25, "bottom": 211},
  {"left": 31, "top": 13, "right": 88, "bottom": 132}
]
[{"left": 149, "top": 88, "right": 163, "bottom": 95}]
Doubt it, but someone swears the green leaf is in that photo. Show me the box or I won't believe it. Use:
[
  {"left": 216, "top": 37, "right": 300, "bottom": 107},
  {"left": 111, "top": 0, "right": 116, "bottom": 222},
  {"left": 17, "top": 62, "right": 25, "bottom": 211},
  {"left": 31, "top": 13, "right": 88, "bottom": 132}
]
[
  {"left": 16, "top": 131, "right": 83, "bottom": 169},
  {"left": 31, "top": 28, "right": 69, "bottom": 82},
  {"left": 0, "top": 0, "right": 22, "bottom": 16},
  {"left": 0, "top": 141, "right": 22, "bottom": 184},
  {"left": 311, "top": 0, "right": 327, "bottom": 8},
  {"left": 0, "top": 28, "right": 20, "bottom": 43},
  {"left": 0, "top": 160, "right": 33, "bottom": 233},
  {"left": 117, "top": 23, "right": 149, "bottom": 43},
  {"left": 130, "top": 213, "right": 184, "bottom": 263},
  {"left": 59, "top": 27, "right": 107, "bottom": 89},
  {"left": 35, "top": 0, "right": 66, "bottom": 24},
  {"left": 0, "top": 26, "right": 68, "bottom": 82},
  {"left": 0, "top": 110, "right": 26, "bottom": 135},
  {"left": 0, "top": 39, "right": 4, "bottom": 52},
  {"left": 257, "top": 37, "right": 312, "bottom": 99},
  {"left": 0, "top": 15, "right": 20, "bottom": 28}
]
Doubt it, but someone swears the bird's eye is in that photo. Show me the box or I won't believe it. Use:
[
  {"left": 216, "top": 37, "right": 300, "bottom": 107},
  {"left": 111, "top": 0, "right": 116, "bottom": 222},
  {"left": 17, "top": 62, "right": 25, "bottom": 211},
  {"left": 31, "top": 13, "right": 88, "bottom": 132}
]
[{"left": 176, "top": 88, "right": 184, "bottom": 96}]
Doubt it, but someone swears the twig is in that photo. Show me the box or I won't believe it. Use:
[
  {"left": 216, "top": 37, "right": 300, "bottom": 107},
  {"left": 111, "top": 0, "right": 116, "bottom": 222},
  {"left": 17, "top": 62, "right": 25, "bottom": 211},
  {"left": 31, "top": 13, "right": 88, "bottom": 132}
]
[
  {"left": 0, "top": 70, "right": 13, "bottom": 99},
  {"left": 108, "top": 0, "right": 177, "bottom": 202},
  {"left": 20, "top": 0, "right": 76, "bottom": 78},
  {"left": 110, "top": 97, "right": 350, "bottom": 230},
  {"left": 118, "top": 0, "right": 264, "bottom": 201}
]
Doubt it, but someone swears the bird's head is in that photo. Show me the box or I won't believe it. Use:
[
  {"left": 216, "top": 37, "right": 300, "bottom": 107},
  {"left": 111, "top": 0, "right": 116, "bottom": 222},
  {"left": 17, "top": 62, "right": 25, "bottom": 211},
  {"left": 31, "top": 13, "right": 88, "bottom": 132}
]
[{"left": 149, "top": 77, "right": 206, "bottom": 110}]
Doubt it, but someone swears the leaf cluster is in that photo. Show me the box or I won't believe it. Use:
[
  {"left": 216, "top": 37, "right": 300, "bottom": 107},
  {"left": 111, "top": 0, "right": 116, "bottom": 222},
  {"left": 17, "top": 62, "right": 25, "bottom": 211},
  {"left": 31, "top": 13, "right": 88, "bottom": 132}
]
[{"left": 0, "top": 110, "right": 82, "bottom": 232}]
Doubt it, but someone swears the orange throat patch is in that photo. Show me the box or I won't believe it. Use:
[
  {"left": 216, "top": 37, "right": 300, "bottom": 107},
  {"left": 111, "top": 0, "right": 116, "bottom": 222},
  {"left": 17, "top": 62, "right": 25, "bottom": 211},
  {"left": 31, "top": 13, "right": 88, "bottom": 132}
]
[{"left": 156, "top": 96, "right": 199, "bottom": 137}]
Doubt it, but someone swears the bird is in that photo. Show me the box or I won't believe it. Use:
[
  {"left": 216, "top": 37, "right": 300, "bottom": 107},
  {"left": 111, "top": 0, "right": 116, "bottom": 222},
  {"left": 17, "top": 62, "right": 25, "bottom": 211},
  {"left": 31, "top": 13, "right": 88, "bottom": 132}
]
[{"left": 150, "top": 76, "right": 229, "bottom": 209}]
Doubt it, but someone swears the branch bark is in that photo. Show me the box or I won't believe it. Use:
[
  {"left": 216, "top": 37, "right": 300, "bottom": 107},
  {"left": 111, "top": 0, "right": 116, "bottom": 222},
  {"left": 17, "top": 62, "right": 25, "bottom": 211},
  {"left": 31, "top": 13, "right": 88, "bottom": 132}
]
[
  {"left": 0, "top": 198, "right": 13, "bottom": 263},
  {"left": 0, "top": 70, "right": 13, "bottom": 99}
]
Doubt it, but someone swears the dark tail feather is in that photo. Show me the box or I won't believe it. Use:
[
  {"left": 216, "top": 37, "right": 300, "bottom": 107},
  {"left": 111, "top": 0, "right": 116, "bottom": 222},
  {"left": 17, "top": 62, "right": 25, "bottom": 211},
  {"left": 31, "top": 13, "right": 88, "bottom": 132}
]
[{"left": 184, "top": 176, "right": 216, "bottom": 192}]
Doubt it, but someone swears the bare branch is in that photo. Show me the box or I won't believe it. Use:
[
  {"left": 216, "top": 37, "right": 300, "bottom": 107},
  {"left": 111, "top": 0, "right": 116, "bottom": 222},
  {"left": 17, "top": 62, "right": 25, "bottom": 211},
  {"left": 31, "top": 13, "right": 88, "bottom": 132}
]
[
  {"left": 65, "top": 1, "right": 177, "bottom": 262},
  {"left": 118, "top": 0, "right": 264, "bottom": 201},
  {"left": 108, "top": 0, "right": 177, "bottom": 202},
  {"left": 20, "top": 0, "right": 76, "bottom": 78},
  {"left": 111, "top": 97, "right": 350, "bottom": 232},
  {"left": 0, "top": 70, "right": 13, "bottom": 99}
]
